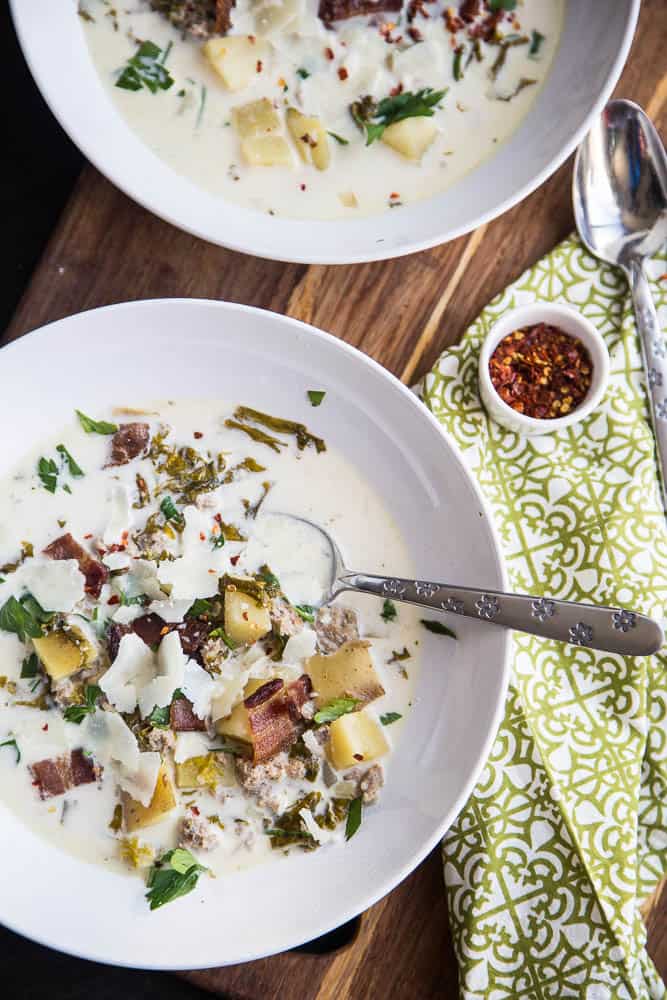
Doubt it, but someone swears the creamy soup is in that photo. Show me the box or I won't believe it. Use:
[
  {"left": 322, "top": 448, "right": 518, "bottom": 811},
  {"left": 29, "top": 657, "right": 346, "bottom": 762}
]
[
  {"left": 80, "top": 0, "right": 564, "bottom": 220},
  {"left": 0, "top": 399, "right": 427, "bottom": 910}
]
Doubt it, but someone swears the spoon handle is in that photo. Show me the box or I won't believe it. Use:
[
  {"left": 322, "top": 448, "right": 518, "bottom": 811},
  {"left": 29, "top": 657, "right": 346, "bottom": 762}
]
[
  {"left": 336, "top": 573, "right": 663, "bottom": 656},
  {"left": 629, "top": 259, "right": 667, "bottom": 513}
]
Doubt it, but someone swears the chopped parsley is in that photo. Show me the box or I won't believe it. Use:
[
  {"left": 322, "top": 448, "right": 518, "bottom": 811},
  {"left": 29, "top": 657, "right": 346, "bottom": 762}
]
[
  {"left": 211, "top": 532, "right": 226, "bottom": 549},
  {"left": 529, "top": 29, "right": 545, "bottom": 57},
  {"left": 116, "top": 40, "right": 175, "bottom": 94},
  {"left": 56, "top": 444, "right": 84, "bottom": 478},
  {"left": 313, "top": 697, "right": 359, "bottom": 725},
  {"left": 187, "top": 598, "right": 212, "bottom": 618},
  {"left": 63, "top": 684, "right": 102, "bottom": 724},
  {"left": 20, "top": 653, "right": 40, "bottom": 679},
  {"left": 296, "top": 67, "right": 310, "bottom": 79},
  {"left": 295, "top": 604, "right": 316, "bottom": 623},
  {"left": 345, "top": 796, "right": 362, "bottom": 840},
  {"left": 0, "top": 593, "right": 52, "bottom": 642},
  {"left": 380, "top": 712, "right": 402, "bottom": 726},
  {"left": 146, "top": 704, "right": 171, "bottom": 729},
  {"left": 420, "top": 619, "right": 457, "bottom": 639},
  {"left": 327, "top": 131, "right": 349, "bottom": 146},
  {"left": 0, "top": 737, "right": 20, "bottom": 764},
  {"left": 488, "top": 0, "right": 517, "bottom": 9},
  {"left": 160, "top": 495, "right": 185, "bottom": 527},
  {"left": 307, "top": 390, "right": 326, "bottom": 407},
  {"left": 76, "top": 410, "right": 118, "bottom": 435},
  {"left": 208, "top": 627, "right": 237, "bottom": 650},
  {"left": 381, "top": 599, "right": 397, "bottom": 623},
  {"left": 37, "top": 457, "right": 59, "bottom": 494},
  {"left": 351, "top": 88, "right": 447, "bottom": 146},
  {"left": 453, "top": 46, "right": 465, "bottom": 82},
  {"left": 145, "top": 848, "right": 208, "bottom": 911}
]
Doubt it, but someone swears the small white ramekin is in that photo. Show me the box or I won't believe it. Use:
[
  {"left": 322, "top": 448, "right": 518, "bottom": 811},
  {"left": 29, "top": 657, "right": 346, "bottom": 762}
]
[{"left": 478, "top": 302, "right": 610, "bottom": 436}]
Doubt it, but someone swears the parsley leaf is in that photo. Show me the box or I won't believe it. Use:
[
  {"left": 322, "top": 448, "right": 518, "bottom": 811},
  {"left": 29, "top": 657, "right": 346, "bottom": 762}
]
[
  {"left": 210, "top": 533, "right": 226, "bottom": 550},
  {"left": 187, "top": 598, "right": 212, "bottom": 618},
  {"left": 145, "top": 848, "right": 208, "bottom": 910},
  {"left": 208, "top": 627, "right": 237, "bottom": 650},
  {"left": 327, "top": 131, "right": 349, "bottom": 146},
  {"left": 63, "top": 684, "right": 102, "bottom": 724},
  {"left": 294, "top": 604, "right": 316, "bottom": 623},
  {"left": 76, "top": 410, "right": 118, "bottom": 435},
  {"left": 56, "top": 444, "right": 84, "bottom": 478},
  {"left": 307, "top": 390, "right": 326, "bottom": 407},
  {"left": 38, "top": 457, "right": 59, "bottom": 493},
  {"left": 0, "top": 594, "right": 51, "bottom": 642},
  {"left": 146, "top": 704, "right": 171, "bottom": 728},
  {"left": 116, "top": 40, "right": 175, "bottom": 94},
  {"left": 20, "top": 653, "right": 40, "bottom": 679},
  {"left": 381, "top": 599, "right": 397, "bottom": 623},
  {"left": 345, "top": 796, "right": 362, "bottom": 840},
  {"left": 420, "top": 619, "right": 457, "bottom": 639},
  {"left": 160, "top": 495, "right": 185, "bottom": 527},
  {"left": 488, "top": 0, "right": 517, "bottom": 9},
  {"left": 314, "top": 697, "right": 359, "bottom": 725},
  {"left": 351, "top": 88, "right": 447, "bottom": 146},
  {"left": 0, "top": 738, "right": 20, "bottom": 764},
  {"left": 380, "top": 711, "right": 402, "bottom": 726},
  {"left": 296, "top": 67, "right": 310, "bottom": 79},
  {"left": 529, "top": 29, "right": 545, "bottom": 56}
]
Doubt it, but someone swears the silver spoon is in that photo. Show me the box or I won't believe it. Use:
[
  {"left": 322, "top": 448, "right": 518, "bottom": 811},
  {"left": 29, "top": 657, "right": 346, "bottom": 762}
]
[
  {"left": 265, "top": 514, "right": 663, "bottom": 656},
  {"left": 573, "top": 98, "right": 667, "bottom": 509}
]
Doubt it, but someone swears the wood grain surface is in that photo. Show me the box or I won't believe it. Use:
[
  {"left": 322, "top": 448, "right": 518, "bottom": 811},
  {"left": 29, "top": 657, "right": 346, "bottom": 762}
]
[{"left": 3, "top": 2, "right": 666, "bottom": 996}]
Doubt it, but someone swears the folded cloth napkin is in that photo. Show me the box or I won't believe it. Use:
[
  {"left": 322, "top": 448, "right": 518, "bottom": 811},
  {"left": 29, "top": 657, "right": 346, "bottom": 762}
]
[{"left": 420, "top": 237, "right": 667, "bottom": 1000}]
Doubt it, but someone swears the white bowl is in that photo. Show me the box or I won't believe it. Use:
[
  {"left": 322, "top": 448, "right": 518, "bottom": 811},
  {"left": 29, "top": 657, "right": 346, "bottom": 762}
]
[
  {"left": 478, "top": 302, "right": 610, "bottom": 436},
  {"left": 0, "top": 300, "right": 509, "bottom": 969},
  {"left": 10, "top": 0, "right": 638, "bottom": 264}
]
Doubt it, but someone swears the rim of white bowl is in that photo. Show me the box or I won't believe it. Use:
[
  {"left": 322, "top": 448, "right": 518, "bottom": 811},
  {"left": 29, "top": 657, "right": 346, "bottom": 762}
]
[
  {"left": 9, "top": 1, "right": 640, "bottom": 264},
  {"left": 478, "top": 302, "right": 611, "bottom": 434}
]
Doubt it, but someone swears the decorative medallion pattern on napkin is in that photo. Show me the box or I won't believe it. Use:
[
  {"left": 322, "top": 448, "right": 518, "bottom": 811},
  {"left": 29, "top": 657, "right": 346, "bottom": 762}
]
[{"left": 421, "top": 238, "right": 667, "bottom": 1000}]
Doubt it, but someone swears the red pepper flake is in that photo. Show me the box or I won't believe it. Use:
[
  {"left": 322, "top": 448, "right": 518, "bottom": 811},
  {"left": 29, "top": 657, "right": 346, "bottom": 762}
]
[
  {"left": 300, "top": 183, "right": 306, "bottom": 191},
  {"left": 407, "top": 26, "right": 423, "bottom": 42},
  {"left": 84, "top": 533, "right": 93, "bottom": 540},
  {"left": 199, "top": 532, "right": 206, "bottom": 541},
  {"left": 337, "top": 66, "right": 348, "bottom": 81},
  {"left": 42, "top": 724, "right": 49, "bottom": 732},
  {"left": 256, "top": 59, "right": 263, "bottom": 72},
  {"left": 194, "top": 431, "right": 203, "bottom": 439},
  {"left": 353, "top": 753, "right": 364, "bottom": 761},
  {"left": 108, "top": 595, "right": 120, "bottom": 605},
  {"left": 324, "top": 46, "right": 334, "bottom": 60},
  {"left": 191, "top": 805, "right": 200, "bottom": 816},
  {"left": 389, "top": 191, "right": 400, "bottom": 200},
  {"left": 488, "top": 323, "right": 593, "bottom": 420},
  {"left": 230, "top": 554, "right": 240, "bottom": 566},
  {"left": 390, "top": 82, "right": 403, "bottom": 97}
]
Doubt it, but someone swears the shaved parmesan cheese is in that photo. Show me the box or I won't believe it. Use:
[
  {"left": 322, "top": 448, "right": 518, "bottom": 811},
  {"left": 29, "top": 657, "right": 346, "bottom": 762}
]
[
  {"left": 138, "top": 630, "right": 185, "bottom": 717},
  {"left": 103, "top": 551, "right": 131, "bottom": 572},
  {"left": 129, "top": 560, "right": 167, "bottom": 601},
  {"left": 299, "top": 806, "right": 331, "bottom": 845},
  {"left": 112, "top": 604, "right": 144, "bottom": 625},
  {"left": 174, "top": 731, "right": 211, "bottom": 763},
  {"left": 118, "top": 751, "right": 162, "bottom": 807},
  {"left": 210, "top": 671, "right": 250, "bottom": 723},
  {"left": 181, "top": 659, "right": 217, "bottom": 720},
  {"left": 103, "top": 484, "right": 132, "bottom": 546},
  {"left": 157, "top": 505, "right": 231, "bottom": 600},
  {"left": 283, "top": 627, "right": 317, "bottom": 664},
  {"left": 302, "top": 728, "right": 324, "bottom": 758},
  {"left": 82, "top": 710, "right": 140, "bottom": 771},
  {"left": 147, "top": 598, "right": 194, "bottom": 623},
  {"left": 20, "top": 559, "right": 86, "bottom": 612},
  {"left": 99, "top": 633, "right": 155, "bottom": 713}
]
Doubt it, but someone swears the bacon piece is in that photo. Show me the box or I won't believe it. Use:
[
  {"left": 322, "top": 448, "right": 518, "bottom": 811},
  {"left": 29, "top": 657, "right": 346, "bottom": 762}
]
[
  {"left": 215, "top": 0, "right": 235, "bottom": 33},
  {"left": 31, "top": 750, "right": 101, "bottom": 799},
  {"left": 43, "top": 532, "right": 109, "bottom": 598},
  {"left": 172, "top": 619, "right": 211, "bottom": 661},
  {"left": 107, "top": 422, "right": 150, "bottom": 467},
  {"left": 247, "top": 674, "right": 313, "bottom": 763},
  {"left": 106, "top": 614, "right": 212, "bottom": 665},
  {"left": 318, "top": 0, "right": 401, "bottom": 22},
  {"left": 170, "top": 696, "right": 207, "bottom": 732},
  {"left": 459, "top": 0, "right": 480, "bottom": 21},
  {"left": 132, "top": 613, "right": 168, "bottom": 647}
]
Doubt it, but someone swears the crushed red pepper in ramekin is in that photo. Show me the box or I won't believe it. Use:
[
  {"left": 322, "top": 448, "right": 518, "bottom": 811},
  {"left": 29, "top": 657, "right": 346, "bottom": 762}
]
[{"left": 488, "top": 323, "right": 593, "bottom": 420}]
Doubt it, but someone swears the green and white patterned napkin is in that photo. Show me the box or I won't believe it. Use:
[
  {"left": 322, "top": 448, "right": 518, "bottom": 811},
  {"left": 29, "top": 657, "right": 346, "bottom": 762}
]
[{"left": 421, "top": 237, "right": 667, "bottom": 1000}]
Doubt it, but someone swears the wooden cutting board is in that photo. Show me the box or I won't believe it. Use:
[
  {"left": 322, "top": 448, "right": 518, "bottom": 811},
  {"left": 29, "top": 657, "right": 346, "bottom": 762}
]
[{"left": 3, "top": 2, "right": 666, "bottom": 995}]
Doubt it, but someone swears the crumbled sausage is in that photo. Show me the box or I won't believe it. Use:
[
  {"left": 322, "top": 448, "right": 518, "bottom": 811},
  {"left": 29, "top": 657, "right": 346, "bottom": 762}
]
[
  {"left": 144, "top": 727, "right": 176, "bottom": 753},
  {"left": 343, "top": 763, "right": 384, "bottom": 803},
  {"left": 236, "top": 752, "right": 292, "bottom": 812},
  {"left": 107, "top": 423, "right": 150, "bottom": 467},
  {"left": 314, "top": 605, "right": 359, "bottom": 653},
  {"left": 179, "top": 814, "right": 220, "bottom": 852},
  {"left": 270, "top": 597, "right": 304, "bottom": 639},
  {"left": 150, "top": 0, "right": 235, "bottom": 38}
]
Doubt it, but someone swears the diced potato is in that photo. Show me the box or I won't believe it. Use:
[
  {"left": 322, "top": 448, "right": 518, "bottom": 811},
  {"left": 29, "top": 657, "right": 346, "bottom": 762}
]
[
  {"left": 33, "top": 627, "right": 95, "bottom": 681},
  {"left": 240, "top": 135, "right": 292, "bottom": 167},
  {"left": 122, "top": 763, "right": 176, "bottom": 832},
  {"left": 224, "top": 585, "right": 272, "bottom": 644},
  {"left": 306, "top": 640, "right": 384, "bottom": 709},
  {"left": 203, "top": 36, "right": 265, "bottom": 92},
  {"left": 233, "top": 98, "right": 280, "bottom": 138},
  {"left": 382, "top": 117, "right": 437, "bottom": 160},
  {"left": 286, "top": 108, "right": 330, "bottom": 170},
  {"left": 339, "top": 191, "right": 358, "bottom": 209},
  {"left": 216, "top": 677, "right": 265, "bottom": 744},
  {"left": 175, "top": 754, "right": 236, "bottom": 791},
  {"left": 327, "top": 710, "right": 389, "bottom": 770}
]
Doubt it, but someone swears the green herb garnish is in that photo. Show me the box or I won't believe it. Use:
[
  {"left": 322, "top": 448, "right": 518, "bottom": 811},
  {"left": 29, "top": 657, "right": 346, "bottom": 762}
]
[
  {"left": 230, "top": 406, "right": 326, "bottom": 453},
  {"left": 314, "top": 697, "right": 359, "bottom": 725},
  {"left": 63, "top": 684, "right": 102, "bottom": 724},
  {"left": 351, "top": 88, "right": 447, "bottom": 146},
  {"left": 145, "top": 848, "right": 208, "bottom": 911},
  {"left": 109, "top": 803, "right": 124, "bottom": 832},
  {"left": 211, "top": 532, "right": 226, "bottom": 549},
  {"left": 20, "top": 653, "right": 40, "bottom": 679},
  {"left": 420, "top": 619, "right": 457, "bottom": 639},
  {"left": 116, "top": 40, "right": 175, "bottom": 94},
  {"left": 296, "top": 67, "right": 310, "bottom": 79},
  {"left": 56, "top": 444, "right": 84, "bottom": 478},
  {"left": 496, "top": 77, "right": 537, "bottom": 101},
  {"left": 38, "top": 457, "right": 59, "bottom": 494},
  {"left": 146, "top": 703, "right": 171, "bottom": 729},
  {"left": 345, "top": 796, "right": 362, "bottom": 840},
  {"left": 294, "top": 604, "right": 316, "bottom": 623},
  {"left": 196, "top": 84, "right": 207, "bottom": 128},
  {"left": 307, "top": 390, "right": 326, "bottom": 407},
  {"left": 327, "top": 131, "right": 349, "bottom": 145},
  {"left": 187, "top": 598, "right": 212, "bottom": 618},
  {"left": 160, "top": 495, "right": 185, "bottom": 527},
  {"left": 0, "top": 594, "right": 51, "bottom": 642},
  {"left": 488, "top": 0, "right": 517, "bottom": 10},
  {"left": 208, "top": 627, "right": 237, "bottom": 650},
  {"left": 381, "top": 599, "right": 397, "bottom": 623},
  {"left": 380, "top": 712, "right": 402, "bottom": 726},
  {"left": 529, "top": 29, "right": 545, "bottom": 57},
  {"left": 453, "top": 46, "right": 465, "bottom": 82},
  {"left": 0, "top": 737, "right": 20, "bottom": 764},
  {"left": 76, "top": 410, "right": 118, "bottom": 435}
]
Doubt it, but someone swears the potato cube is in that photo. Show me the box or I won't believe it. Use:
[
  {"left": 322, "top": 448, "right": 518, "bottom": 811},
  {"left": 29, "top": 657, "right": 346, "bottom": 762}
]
[
  {"left": 33, "top": 627, "right": 94, "bottom": 681},
  {"left": 224, "top": 585, "right": 272, "bottom": 644},
  {"left": 286, "top": 108, "right": 330, "bottom": 170},
  {"left": 203, "top": 36, "right": 265, "bottom": 92},
  {"left": 327, "top": 710, "right": 389, "bottom": 770},
  {"left": 233, "top": 98, "right": 280, "bottom": 138},
  {"left": 122, "top": 763, "right": 176, "bottom": 832},
  {"left": 175, "top": 754, "right": 235, "bottom": 791},
  {"left": 216, "top": 677, "right": 264, "bottom": 744},
  {"left": 240, "top": 135, "right": 292, "bottom": 167},
  {"left": 306, "top": 640, "right": 384, "bottom": 709},
  {"left": 382, "top": 117, "right": 437, "bottom": 160}
]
